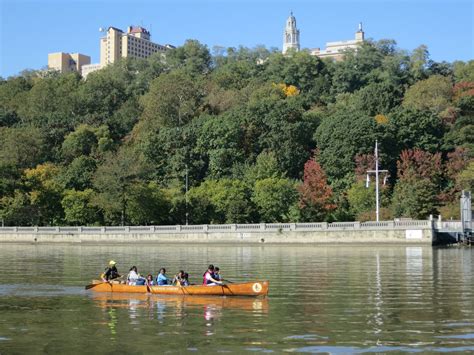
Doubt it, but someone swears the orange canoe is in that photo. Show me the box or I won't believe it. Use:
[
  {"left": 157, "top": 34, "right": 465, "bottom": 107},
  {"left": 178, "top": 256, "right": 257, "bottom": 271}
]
[{"left": 85, "top": 280, "right": 269, "bottom": 297}]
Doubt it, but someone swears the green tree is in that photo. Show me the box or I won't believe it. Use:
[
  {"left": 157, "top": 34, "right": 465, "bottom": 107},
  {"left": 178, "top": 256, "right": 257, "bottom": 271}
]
[
  {"left": 252, "top": 177, "right": 298, "bottom": 222},
  {"left": 141, "top": 70, "right": 203, "bottom": 128},
  {"left": 23, "top": 163, "right": 64, "bottom": 225},
  {"left": 453, "top": 60, "right": 474, "bottom": 82},
  {"left": 188, "top": 179, "right": 254, "bottom": 223},
  {"left": 165, "top": 39, "right": 212, "bottom": 75},
  {"left": 402, "top": 75, "right": 453, "bottom": 114},
  {"left": 61, "top": 124, "right": 98, "bottom": 162},
  {"left": 347, "top": 181, "right": 376, "bottom": 219},
  {"left": 92, "top": 147, "right": 147, "bottom": 225},
  {"left": 389, "top": 108, "right": 444, "bottom": 153},
  {"left": 62, "top": 189, "right": 100, "bottom": 225},
  {"left": 59, "top": 155, "right": 97, "bottom": 190},
  {"left": 315, "top": 109, "right": 382, "bottom": 188},
  {"left": 391, "top": 177, "right": 438, "bottom": 219},
  {"left": 126, "top": 182, "right": 171, "bottom": 225}
]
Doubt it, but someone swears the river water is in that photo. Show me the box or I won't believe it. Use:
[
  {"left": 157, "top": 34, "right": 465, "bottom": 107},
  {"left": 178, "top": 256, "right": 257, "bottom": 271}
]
[{"left": 0, "top": 243, "right": 473, "bottom": 354}]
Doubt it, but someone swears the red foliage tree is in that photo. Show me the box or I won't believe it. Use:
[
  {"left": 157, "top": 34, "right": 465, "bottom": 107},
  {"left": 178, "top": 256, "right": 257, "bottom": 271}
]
[
  {"left": 298, "top": 159, "right": 336, "bottom": 220},
  {"left": 397, "top": 149, "right": 442, "bottom": 184},
  {"left": 446, "top": 147, "right": 471, "bottom": 180},
  {"left": 453, "top": 82, "right": 474, "bottom": 102}
]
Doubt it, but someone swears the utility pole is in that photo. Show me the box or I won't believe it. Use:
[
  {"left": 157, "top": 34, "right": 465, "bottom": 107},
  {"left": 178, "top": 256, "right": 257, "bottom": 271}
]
[
  {"left": 366, "top": 140, "right": 389, "bottom": 222},
  {"left": 185, "top": 164, "right": 189, "bottom": 225}
]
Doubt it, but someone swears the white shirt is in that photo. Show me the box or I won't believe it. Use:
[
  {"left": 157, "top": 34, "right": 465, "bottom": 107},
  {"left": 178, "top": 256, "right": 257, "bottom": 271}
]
[{"left": 128, "top": 270, "right": 139, "bottom": 285}]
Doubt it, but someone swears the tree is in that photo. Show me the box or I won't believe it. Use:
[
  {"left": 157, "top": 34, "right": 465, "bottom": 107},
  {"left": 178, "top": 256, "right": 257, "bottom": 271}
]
[
  {"left": 92, "top": 147, "right": 147, "bottom": 225},
  {"left": 347, "top": 181, "right": 376, "bottom": 219},
  {"left": 391, "top": 177, "right": 438, "bottom": 219},
  {"left": 59, "top": 155, "right": 97, "bottom": 190},
  {"left": 402, "top": 75, "right": 453, "bottom": 114},
  {"left": 252, "top": 177, "right": 298, "bottom": 222},
  {"left": 298, "top": 159, "right": 336, "bottom": 221},
  {"left": 140, "top": 70, "right": 203, "bottom": 128},
  {"left": 329, "top": 42, "right": 384, "bottom": 95},
  {"left": 391, "top": 149, "right": 442, "bottom": 219},
  {"left": 165, "top": 39, "right": 212, "bottom": 75},
  {"left": 188, "top": 179, "right": 254, "bottom": 223},
  {"left": 0, "top": 126, "right": 44, "bottom": 169},
  {"left": 456, "top": 161, "right": 474, "bottom": 192},
  {"left": 409, "top": 45, "right": 430, "bottom": 80},
  {"left": 23, "top": 163, "right": 64, "bottom": 225},
  {"left": 61, "top": 124, "right": 98, "bottom": 162},
  {"left": 243, "top": 151, "right": 282, "bottom": 185},
  {"left": 62, "top": 189, "right": 100, "bottom": 225},
  {"left": 126, "top": 182, "right": 170, "bottom": 225},
  {"left": 389, "top": 108, "right": 444, "bottom": 153},
  {"left": 314, "top": 109, "right": 381, "bottom": 188},
  {"left": 453, "top": 60, "right": 474, "bottom": 82}
]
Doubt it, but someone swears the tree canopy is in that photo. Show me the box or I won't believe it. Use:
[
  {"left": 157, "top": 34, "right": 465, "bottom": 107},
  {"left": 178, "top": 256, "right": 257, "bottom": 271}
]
[{"left": 1, "top": 42, "right": 472, "bottom": 225}]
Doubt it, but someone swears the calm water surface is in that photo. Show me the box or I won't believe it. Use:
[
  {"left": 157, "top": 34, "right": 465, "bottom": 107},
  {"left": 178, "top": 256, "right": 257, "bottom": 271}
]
[{"left": 0, "top": 244, "right": 473, "bottom": 354}]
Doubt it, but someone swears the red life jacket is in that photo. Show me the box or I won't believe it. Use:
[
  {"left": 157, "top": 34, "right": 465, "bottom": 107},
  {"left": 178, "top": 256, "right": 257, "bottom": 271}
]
[{"left": 202, "top": 271, "right": 213, "bottom": 285}]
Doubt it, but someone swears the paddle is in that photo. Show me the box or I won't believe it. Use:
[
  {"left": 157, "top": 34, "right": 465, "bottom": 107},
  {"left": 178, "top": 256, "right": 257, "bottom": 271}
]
[{"left": 146, "top": 280, "right": 155, "bottom": 294}]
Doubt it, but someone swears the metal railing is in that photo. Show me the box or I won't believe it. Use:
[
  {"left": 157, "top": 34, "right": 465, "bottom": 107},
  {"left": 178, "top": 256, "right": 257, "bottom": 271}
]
[{"left": 0, "top": 220, "right": 442, "bottom": 234}]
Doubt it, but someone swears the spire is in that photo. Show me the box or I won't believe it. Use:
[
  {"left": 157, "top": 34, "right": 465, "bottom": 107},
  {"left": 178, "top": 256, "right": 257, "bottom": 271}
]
[
  {"left": 283, "top": 12, "right": 300, "bottom": 54},
  {"left": 355, "top": 22, "right": 365, "bottom": 41}
]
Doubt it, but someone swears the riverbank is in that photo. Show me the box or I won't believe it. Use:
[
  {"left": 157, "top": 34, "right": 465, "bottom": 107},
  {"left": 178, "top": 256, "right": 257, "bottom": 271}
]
[{"left": 0, "top": 220, "right": 448, "bottom": 244}]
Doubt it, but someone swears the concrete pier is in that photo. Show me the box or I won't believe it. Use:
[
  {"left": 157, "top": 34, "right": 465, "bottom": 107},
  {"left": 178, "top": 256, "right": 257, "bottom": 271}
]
[{"left": 0, "top": 220, "right": 445, "bottom": 244}]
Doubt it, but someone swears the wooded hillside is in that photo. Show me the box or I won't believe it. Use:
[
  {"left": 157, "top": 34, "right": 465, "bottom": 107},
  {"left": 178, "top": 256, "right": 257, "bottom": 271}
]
[{"left": 1, "top": 40, "right": 473, "bottom": 225}]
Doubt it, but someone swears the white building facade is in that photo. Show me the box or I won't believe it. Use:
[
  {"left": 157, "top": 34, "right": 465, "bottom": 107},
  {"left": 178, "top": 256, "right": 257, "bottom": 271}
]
[{"left": 282, "top": 13, "right": 365, "bottom": 60}]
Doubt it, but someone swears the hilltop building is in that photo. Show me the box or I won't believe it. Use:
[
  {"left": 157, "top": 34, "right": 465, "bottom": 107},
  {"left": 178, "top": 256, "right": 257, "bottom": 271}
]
[
  {"left": 283, "top": 12, "right": 300, "bottom": 53},
  {"left": 48, "top": 25, "right": 173, "bottom": 78},
  {"left": 48, "top": 52, "right": 90, "bottom": 74},
  {"left": 311, "top": 23, "right": 365, "bottom": 60},
  {"left": 282, "top": 13, "right": 365, "bottom": 60},
  {"left": 99, "top": 25, "right": 174, "bottom": 67}
]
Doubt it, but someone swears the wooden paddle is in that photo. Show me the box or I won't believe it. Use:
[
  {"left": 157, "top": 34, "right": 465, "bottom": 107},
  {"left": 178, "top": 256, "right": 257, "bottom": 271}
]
[{"left": 146, "top": 280, "right": 156, "bottom": 294}]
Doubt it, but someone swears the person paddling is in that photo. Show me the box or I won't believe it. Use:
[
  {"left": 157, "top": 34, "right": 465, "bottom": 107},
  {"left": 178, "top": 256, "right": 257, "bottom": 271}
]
[
  {"left": 156, "top": 268, "right": 169, "bottom": 286},
  {"left": 102, "top": 260, "right": 121, "bottom": 282},
  {"left": 145, "top": 274, "right": 154, "bottom": 286},
  {"left": 214, "top": 267, "right": 222, "bottom": 281},
  {"left": 127, "top": 266, "right": 145, "bottom": 285},
  {"left": 172, "top": 270, "right": 185, "bottom": 286},
  {"left": 203, "top": 264, "right": 223, "bottom": 286}
]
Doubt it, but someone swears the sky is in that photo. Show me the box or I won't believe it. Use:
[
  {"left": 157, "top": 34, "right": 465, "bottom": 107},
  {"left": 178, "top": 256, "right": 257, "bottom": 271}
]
[{"left": 0, "top": 0, "right": 473, "bottom": 78}]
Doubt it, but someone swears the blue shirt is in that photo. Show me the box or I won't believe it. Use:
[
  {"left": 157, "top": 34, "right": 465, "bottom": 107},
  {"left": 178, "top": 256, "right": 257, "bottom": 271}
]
[{"left": 157, "top": 274, "right": 168, "bottom": 285}]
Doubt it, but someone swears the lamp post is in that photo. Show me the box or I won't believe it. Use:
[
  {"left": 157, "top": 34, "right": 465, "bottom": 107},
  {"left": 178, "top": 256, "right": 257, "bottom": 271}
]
[{"left": 366, "top": 140, "right": 389, "bottom": 222}]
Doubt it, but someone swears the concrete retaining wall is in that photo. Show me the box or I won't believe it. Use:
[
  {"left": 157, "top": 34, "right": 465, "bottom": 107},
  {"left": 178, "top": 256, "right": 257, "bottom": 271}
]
[{"left": 0, "top": 221, "right": 436, "bottom": 244}]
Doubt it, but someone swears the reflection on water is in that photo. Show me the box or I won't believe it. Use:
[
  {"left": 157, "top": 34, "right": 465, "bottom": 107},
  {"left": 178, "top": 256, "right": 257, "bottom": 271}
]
[{"left": 0, "top": 244, "right": 473, "bottom": 353}]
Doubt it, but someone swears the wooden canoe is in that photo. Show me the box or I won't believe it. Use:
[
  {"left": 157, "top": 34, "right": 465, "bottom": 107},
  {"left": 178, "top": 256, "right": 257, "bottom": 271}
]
[{"left": 85, "top": 280, "right": 269, "bottom": 297}]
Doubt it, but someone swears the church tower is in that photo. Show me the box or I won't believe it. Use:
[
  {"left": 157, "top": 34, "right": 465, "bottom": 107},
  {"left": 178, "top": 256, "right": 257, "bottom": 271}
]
[{"left": 283, "top": 12, "right": 300, "bottom": 53}]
